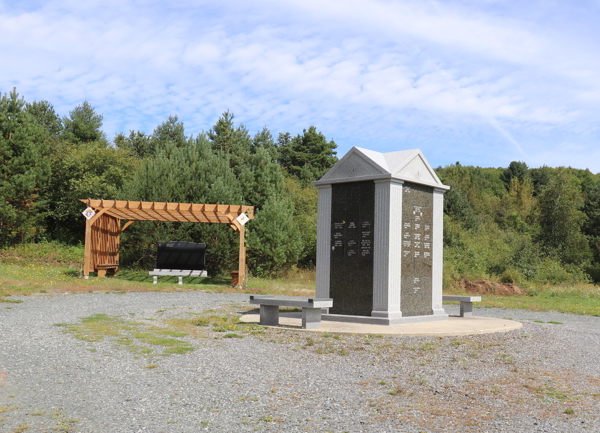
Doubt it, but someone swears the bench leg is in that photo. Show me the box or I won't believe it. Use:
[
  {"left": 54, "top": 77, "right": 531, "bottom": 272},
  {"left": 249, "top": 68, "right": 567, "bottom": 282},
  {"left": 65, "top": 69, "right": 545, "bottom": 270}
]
[
  {"left": 153, "top": 276, "right": 158, "bottom": 284},
  {"left": 97, "top": 269, "right": 106, "bottom": 278},
  {"left": 259, "top": 305, "right": 279, "bottom": 326},
  {"left": 178, "top": 276, "right": 183, "bottom": 285},
  {"left": 460, "top": 302, "right": 473, "bottom": 317},
  {"left": 302, "top": 307, "right": 322, "bottom": 329}
]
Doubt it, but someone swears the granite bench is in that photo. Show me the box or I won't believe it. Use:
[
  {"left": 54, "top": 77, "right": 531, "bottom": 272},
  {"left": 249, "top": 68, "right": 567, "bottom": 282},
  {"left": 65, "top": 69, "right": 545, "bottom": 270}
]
[
  {"left": 249, "top": 296, "right": 333, "bottom": 329},
  {"left": 442, "top": 295, "right": 482, "bottom": 317},
  {"left": 148, "top": 269, "right": 208, "bottom": 285}
]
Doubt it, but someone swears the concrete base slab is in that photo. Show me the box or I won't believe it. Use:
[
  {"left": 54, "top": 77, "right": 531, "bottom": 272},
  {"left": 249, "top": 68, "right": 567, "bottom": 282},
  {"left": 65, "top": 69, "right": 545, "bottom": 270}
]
[
  {"left": 240, "top": 313, "right": 522, "bottom": 337},
  {"left": 323, "top": 313, "right": 449, "bottom": 326}
]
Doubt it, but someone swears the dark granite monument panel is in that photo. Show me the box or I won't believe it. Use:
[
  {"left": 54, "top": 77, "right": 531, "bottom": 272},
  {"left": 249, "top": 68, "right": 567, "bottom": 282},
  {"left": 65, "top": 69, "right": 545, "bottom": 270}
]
[
  {"left": 400, "top": 182, "right": 433, "bottom": 316},
  {"left": 156, "top": 241, "right": 206, "bottom": 271},
  {"left": 329, "top": 181, "right": 375, "bottom": 316}
]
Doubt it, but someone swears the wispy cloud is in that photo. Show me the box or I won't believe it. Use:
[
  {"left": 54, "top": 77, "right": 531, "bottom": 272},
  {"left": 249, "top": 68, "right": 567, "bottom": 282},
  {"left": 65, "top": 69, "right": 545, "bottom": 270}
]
[{"left": 1, "top": 0, "right": 599, "bottom": 171}]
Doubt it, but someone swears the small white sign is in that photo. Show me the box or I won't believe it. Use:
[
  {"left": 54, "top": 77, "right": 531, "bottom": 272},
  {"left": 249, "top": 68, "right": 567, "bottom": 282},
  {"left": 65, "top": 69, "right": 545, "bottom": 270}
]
[
  {"left": 236, "top": 212, "right": 249, "bottom": 225},
  {"left": 82, "top": 207, "right": 96, "bottom": 220}
]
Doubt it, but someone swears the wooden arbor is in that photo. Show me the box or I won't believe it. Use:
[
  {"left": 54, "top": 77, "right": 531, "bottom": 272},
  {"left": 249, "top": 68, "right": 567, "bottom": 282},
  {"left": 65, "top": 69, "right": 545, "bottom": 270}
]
[{"left": 80, "top": 199, "right": 255, "bottom": 285}]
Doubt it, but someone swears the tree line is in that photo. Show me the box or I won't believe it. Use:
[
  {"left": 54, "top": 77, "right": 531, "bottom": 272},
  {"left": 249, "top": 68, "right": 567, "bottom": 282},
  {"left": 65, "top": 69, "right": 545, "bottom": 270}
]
[
  {"left": 1, "top": 88, "right": 599, "bottom": 284},
  {"left": 0, "top": 88, "right": 336, "bottom": 276}
]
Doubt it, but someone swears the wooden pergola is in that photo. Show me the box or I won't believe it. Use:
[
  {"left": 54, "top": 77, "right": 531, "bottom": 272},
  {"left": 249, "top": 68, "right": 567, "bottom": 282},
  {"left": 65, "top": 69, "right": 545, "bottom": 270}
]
[{"left": 80, "top": 199, "right": 255, "bottom": 285}]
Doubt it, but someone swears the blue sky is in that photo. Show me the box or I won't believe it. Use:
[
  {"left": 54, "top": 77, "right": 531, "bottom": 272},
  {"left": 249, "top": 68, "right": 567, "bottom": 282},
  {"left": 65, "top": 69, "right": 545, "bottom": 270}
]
[{"left": 2, "top": 0, "right": 600, "bottom": 172}]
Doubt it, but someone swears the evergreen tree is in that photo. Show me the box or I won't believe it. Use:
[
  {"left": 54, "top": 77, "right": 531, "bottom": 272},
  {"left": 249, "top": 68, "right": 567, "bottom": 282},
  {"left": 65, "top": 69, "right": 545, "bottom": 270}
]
[
  {"left": 0, "top": 88, "right": 51, "bottom": 244},
  {"left": 279, "top": 126, "right": 337, "bottom": 184},
  {"left": 115, "top": 130, "right": 154, "bottom": 159},
  {"left": 151, "top": 115, "right": 186, "bottom": 150},
  {"left": 207, "top": 111, "right": 252, "bottom": 175},
  {"left": 120, "top": 136, "right": 243, "bottom": 274},
  {"left": 247, "top": 194, "right": 303, "bottom": 277},
  {"left": 251, "top": 127, "right": 279, "bottom": 160},
  {"left": 25, "top": 100, "right": 63, "bottom": 137},
  {"left": 443, "top": 187, "right": 479, "bottom": 230},
  {"left": 501, "top": 161, "right": 529, "bottom": 190},
  {"left": 63, "top": 101, "right": 106, "bottom": 144},
  {"left": 238, "top": 147, "right": 285, "bottom": 209}
]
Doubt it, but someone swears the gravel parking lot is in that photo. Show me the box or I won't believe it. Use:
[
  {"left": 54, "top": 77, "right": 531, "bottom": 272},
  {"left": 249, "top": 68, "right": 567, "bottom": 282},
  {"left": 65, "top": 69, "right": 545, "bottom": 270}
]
[{"left": 1, "top": 291, "right": 598, "bottom": 432}]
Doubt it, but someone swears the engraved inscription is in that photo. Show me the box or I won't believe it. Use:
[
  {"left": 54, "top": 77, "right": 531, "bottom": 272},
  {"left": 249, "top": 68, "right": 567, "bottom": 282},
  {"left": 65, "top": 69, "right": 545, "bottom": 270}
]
[
  {"left": 330, "top": 181, "right": 375, "bottom": 316},
  {"left": 401, "top": 182, "right": 434, "bottom": 316}
]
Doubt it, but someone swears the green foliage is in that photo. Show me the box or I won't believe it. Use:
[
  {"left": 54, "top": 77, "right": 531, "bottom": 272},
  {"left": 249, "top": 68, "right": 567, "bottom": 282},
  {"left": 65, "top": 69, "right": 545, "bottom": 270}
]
[
  {"left": 0, "top": 88, "right": 51, "bottom": 245},
  {"left": 279, "top": 126, "right": 337, "bottom": 184},
  {"left": 207, "top": 111, "right": 252, "bottom": 175},
  {"left": 25, "top": 100, "right": 63, "bottom": 137},
  {"left": 500, "top": 161, "right": 529, "bottom": 189},
  {"left": 247, "top": 195, "right": 303, "bottom": 277},
  {"left": 443, "top": 188, "right": 479, "bottom": 230},
  {"left": 537, "top": 167, "right": 591, "bottom": 265},
  {"left": 63, "top": 101, "right": 106, "bottom": 144},
  {"left": 43, "top": 142, "right": 139, "bottom": 242},
  {"left": 120, "top": 137, "right": 242, "bottom": 273},
  {"left": 114, "top": 130, "right": 154, "bottom": 159},
  {"left": 3, "top": 88, "right": 599, "bottom": 282},
  {"left": 583, "top": 179, "right": 600, "bottom": 262},
  {"left": 239, "top": 147, "right": 285, "bottom": 209},
  {"left": 152, "top": 115, "right": 187, "bottom": 149},
  {"left": 285, "top": 177, "right": 317, "bottom": 267}
]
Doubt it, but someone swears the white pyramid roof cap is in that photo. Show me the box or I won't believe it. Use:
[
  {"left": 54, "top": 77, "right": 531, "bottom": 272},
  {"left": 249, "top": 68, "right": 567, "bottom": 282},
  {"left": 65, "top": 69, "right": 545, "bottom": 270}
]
[{"left": 313, "top": 146, "right": 449, "bottom": 190}]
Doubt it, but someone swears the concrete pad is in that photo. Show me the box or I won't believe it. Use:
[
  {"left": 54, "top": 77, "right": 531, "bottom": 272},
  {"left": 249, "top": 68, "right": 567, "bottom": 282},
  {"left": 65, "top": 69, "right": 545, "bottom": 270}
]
[{"left": 240, "top": 313, "right": 522, "bottom": 336}]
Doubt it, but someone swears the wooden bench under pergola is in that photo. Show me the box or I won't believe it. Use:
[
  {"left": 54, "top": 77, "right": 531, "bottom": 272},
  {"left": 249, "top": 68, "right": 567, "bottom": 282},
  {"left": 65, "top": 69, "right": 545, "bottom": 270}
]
[{"left": 80, "top": 199, "right": 255, "bottom": 286}]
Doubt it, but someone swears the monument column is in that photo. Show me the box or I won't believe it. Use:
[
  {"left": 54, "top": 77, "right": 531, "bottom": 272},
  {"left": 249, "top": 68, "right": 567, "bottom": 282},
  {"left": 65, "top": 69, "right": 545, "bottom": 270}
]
[
  {"left": 316, "top": 184, "right": 332, "bottom": 302},
  {"left": 431, "top": 187, "right": 446, "bottom": 315},
  {"left": 371, "top": 179, "right": 403, "bottom": 319}
]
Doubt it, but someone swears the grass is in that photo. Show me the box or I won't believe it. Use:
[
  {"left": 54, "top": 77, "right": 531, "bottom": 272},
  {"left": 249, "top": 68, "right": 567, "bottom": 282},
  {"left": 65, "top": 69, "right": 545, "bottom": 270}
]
[
  {"left": 0, "top": 243, "right": 316, "bottom": 297},
  {"left": 60, "top": 313, "right": 194, "bottom": 358},
  {"left": 444, "top": 282, "right": 600, "bottom": 316},
  {"left": 2, "top": 242, "right": 599, "bottom": 316}
]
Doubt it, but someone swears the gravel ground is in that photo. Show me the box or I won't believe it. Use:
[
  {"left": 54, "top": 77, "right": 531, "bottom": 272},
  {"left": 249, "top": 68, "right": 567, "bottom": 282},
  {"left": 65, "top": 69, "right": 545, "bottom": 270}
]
[{"left": 1, "top": 291, "right": 598, "bottom": 433}]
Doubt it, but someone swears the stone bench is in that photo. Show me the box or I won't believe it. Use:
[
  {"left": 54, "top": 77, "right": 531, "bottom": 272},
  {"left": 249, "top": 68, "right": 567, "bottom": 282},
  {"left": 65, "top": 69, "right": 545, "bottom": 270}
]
[
  {"left": 249, "top": 296, "right": 333, "bottom": 329},
  {"left": 148, "top": 269, "right": 208, "bottom": 285},
  {"left": 442, "top": 295, "right": 482, "bottom": 317}
]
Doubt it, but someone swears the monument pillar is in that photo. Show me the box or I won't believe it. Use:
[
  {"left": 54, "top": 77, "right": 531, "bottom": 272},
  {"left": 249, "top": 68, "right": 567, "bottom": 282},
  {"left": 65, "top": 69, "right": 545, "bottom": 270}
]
[
  {"left": 316, "top": 184, "right": 332, "bottom": 302},
  {"left": 431, "top": 187, "right": 446, "bottom": 315},
  {"left": 371, "top": 179, "right": 403, "bottom": 319}
]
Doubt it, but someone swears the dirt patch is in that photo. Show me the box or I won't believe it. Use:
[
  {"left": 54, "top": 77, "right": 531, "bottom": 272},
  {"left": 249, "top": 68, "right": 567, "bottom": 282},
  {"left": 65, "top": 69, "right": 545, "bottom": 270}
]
[{"left": 459, "top": 279, "right": 527, "bottom": 296}]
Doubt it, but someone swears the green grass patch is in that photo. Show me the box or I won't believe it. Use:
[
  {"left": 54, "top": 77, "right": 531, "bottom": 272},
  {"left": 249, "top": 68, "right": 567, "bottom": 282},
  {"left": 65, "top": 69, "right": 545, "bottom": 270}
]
[
  {"left": 60, "top": 314, "right": 195, "bottom": 359},
  {"left": 0, "top": 297, "right": 23, "bottom": 303},
  {"left": 446, "top": 283, "right": 600, "bottom": 316}
]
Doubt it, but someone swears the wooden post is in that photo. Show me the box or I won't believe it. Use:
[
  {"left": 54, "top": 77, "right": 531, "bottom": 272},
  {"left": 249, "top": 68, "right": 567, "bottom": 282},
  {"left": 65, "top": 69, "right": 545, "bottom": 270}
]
[
  {"left": 83, "top": 217, "right": 92, "bottom": 278},
  {"left": 238, "top": 225, "right": 245, "bottom": 287}
]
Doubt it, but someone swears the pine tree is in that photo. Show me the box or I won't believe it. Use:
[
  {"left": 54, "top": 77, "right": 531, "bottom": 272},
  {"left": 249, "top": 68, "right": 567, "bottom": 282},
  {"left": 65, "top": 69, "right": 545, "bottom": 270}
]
[
  {"left": 279, "top": 126, "right": 337, "bottom": 184},
  {"left": 63, "top": 101, "right": 106, "bottom": 144},
  {"left": 247, "top": 194, "right": 303, "bottom": 277},
  {"left": 119, "top": 136, "right": 243, "bottom": 273},
  {"left": 0, "top": 88, "right": 51, "bottom": 244},
  {"left": 207, "top": 111, "right": 252, "bottom": 175}
]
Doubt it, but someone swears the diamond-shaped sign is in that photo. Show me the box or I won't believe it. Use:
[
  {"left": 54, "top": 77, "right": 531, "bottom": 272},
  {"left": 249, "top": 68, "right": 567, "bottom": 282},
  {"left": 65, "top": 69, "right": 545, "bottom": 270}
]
[
  {"left": 82, "top": 207, "right": 96, "bottom": 220},
  {"left": 236, "top": 212, "right": 249, "bottom": 226}
]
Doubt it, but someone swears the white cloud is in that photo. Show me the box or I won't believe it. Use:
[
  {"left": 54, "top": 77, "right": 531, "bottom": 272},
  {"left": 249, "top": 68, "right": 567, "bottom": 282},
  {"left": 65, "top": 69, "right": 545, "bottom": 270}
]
[{"left": 0, "top": 0, "right": 599, "bottom": 171}]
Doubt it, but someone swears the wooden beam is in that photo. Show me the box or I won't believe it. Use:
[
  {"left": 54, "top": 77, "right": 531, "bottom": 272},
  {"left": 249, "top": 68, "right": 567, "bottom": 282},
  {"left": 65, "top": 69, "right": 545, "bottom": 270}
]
[
  {"left": 237, "top": 224, "right": 245, "bottom": 288},
  {"left": 120, "top": 220, "right": 134, "bottom": 232},
  {"left": 83, "top": 216, "right": 92, "bottom": 277}
]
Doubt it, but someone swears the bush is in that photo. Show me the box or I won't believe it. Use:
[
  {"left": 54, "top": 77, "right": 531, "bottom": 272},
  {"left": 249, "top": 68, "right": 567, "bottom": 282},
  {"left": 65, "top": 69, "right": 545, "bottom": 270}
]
[{"left": 585, "top": 264, "right": 600, "bottom": 285}]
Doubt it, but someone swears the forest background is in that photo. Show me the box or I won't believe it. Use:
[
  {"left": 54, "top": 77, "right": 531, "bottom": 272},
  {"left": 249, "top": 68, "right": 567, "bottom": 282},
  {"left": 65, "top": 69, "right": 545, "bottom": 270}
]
[{"left": 2, "top": 88, "right": 600, "bottom": 288}]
